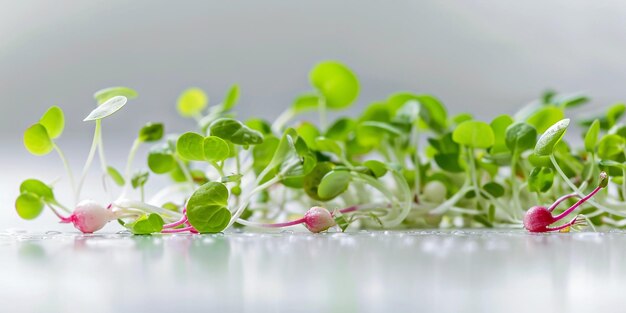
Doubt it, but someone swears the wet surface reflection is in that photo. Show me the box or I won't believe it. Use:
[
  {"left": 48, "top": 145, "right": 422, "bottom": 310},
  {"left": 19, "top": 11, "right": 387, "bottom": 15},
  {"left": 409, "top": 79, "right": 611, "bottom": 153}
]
[{"left": 1, "top": 230, "right": 624, "bottom": 312}]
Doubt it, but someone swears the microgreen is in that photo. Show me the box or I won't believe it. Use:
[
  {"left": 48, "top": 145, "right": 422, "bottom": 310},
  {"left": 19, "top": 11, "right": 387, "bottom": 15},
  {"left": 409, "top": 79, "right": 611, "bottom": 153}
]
[{"left": 14, "top": 63, "right": 626, "bottom": 234}]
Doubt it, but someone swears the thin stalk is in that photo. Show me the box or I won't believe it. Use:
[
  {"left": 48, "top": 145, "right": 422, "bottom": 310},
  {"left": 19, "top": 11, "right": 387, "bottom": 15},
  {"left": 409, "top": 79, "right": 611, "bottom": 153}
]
[
  {"left": 76, "top": 120, "right": 101, "bottom": 202},
  {"left": 53, "top": 144, "right": 76, "bottom": 199},
  {"left": 319, "top": 97, "right": 327, "bottom": 131},
  {"left": 113, "top": 199, "right": 183, "bottom": 220},
  {"left": 120, "top": 138, "right": 141, "bottom": 198},
  {"left": 411, "top": 126, "right": 421, "bottom": 198},
  {"left": 550, "top": 155, "right": 626, "bottom": 217},
  {"left": 272, "top": 109, "right": 296, "bottom": 133}
]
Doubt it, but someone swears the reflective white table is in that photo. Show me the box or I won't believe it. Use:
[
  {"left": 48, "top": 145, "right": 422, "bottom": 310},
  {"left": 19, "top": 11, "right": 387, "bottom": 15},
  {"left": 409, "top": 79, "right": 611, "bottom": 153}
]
[{"left": 1, "top": 230, "right": 623, "bottom": 313}]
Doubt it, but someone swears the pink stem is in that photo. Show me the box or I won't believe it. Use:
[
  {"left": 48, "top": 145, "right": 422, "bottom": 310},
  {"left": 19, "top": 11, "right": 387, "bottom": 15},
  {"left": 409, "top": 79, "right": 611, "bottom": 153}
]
[
  {"left": 49, "top": 205, "right": 72, "bottom": 223},
  {"left": 161, "top": 226, "right": 195, "bottom": 234},
  {"left": 339, "top": 206, "right": 358, "bottom": 214},
  {"left": 548, "top": 193, "right": 580, "bottom": 212},
  {"left": 258, "top": 205, "right": 360, "bottom": 228},
  {"left": 163, "top": 216, "right": 188, "bottom": 229},
  {"left": 553, "top": 186, "right": 603, "bottom": 221},
  {"left": 261, "top": 217, "right": 306, "bottom": 228},
  {"left": 546, "top": 216, "right": 581, "bottom": 231}
]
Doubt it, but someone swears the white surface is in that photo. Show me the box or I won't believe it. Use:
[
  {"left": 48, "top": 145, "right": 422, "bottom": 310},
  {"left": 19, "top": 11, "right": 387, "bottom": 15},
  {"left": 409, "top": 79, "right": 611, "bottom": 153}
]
[{"left": 0, "top": 230, "right": 623, "bottom": 313}]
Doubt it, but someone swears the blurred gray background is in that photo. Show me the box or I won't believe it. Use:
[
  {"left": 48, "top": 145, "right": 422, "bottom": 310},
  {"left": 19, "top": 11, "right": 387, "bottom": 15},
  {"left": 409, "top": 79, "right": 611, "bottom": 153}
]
[{"left": 2, "top": 0, "right": 626, "bottom": 230}]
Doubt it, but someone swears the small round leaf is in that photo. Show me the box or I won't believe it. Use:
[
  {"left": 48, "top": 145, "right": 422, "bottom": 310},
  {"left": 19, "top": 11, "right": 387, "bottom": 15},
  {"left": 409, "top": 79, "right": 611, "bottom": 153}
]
[
  {"left": 452, "top": 121, "right": 495, "bottom": 149},
  {"left": 39, "top": 106, "right": 65, "bottom": 139},
  {"left": 177, "top": 132, "right": 205, "bottom": 161},
  {"left": 309, "top": 61, "right": 359, "bottom": 109},
  {"left": 177, "top": 88, "right": 208, "bottom": 117},
  {"left": 15, "top": 193, "right": 45, "bottom": 220},
  {"left": 203, "top": 136, "right": 230, "bottom": 162},
  {"left": 23, "top": 123, "right": 53, "bottom": 156}
]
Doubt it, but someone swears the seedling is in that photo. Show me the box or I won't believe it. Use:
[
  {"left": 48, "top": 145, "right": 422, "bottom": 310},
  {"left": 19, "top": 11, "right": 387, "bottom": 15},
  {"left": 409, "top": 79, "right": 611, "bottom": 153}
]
[
  {"left": 14, "top": 62, "right": 626, "bottom": 234},
  {"left": 524, "top": 172, "right": 608, "bottom": 232}
]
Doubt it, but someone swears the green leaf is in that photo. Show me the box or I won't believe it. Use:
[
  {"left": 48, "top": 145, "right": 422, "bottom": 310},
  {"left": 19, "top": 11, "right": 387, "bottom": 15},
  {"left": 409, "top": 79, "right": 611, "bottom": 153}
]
[
  {"left": 186, "top": 182, "right": 231, "bottom": 233},
  {"left": 84, "top": 96, "right": 128, "bottom": 121},
  {"left": 176, "top": 132, "right": 205, "bottom": 161},
  {"left": 597, "top": 134, "right": 626, "bottom": 160},
  {"left": 584, "top": 119, "right": 601, "bottom": 153},
  {"left": 94, "top": 86, "right": 138, "bottom": 105},
  {"left": 534, "top": 119, "right": 570, "bottom": 156},
  {"left": 252, "top": 136, "right": 280, "bottom": 174},
  {"left": 222, "top": 84, "right": 240, "bottom": 111},
  {"left": 452, "top": 120, "right": 495, "bottom": 149},
  {"left": 315, "top": 137, "right": 343, "bottom": 156},
  {"left": 148, "top": 144, "right": 176, "bottom": 174},
  {"left": 303, "top": 162, "right": 335, "bottom": 201},
  {"left": 363, "top": 160, "right": 387, "bottom": 178},
  {"left": 393, "top": 100, "right": 420, "bottom": 125},
  {"left": 15, "top": 193, "right": 45, "bottom": 220},
  {"left": 203, "top": 136, "right": 230, "bottom": 162},
  {"left": 318, "top": 170, "right": 351, "bottom": 200},
  {"left": 482, "top": 182, "right": 504, "bottom": 198},
  {"left": 553, "top": 93, "right": 589, "bottom": 108},
  {"left": 177, "top": 88, "right": 208, "bottom": 117},
  {"left": 131, "top": 170, "right": 149, "bottom": 189},
  {"left": 209, "top": 118, "right": 264, "bottom": 145},
  {"left": 39, "top": 106, "right": 65, "bottom": 139},
  {"left": 107, "top": 166, "right": 125, "bottom": 186},
  {"left": 126, "top": 213, "right": 164, "bottom": 235},
  {"left": 309, "top": 61, "right": 359, "bottom": 109},
  {"left": 489, "top": 115, "right": 514, "bottom": 155},
  {"left": 415, "top": 95, "right": 448, "bottom": 133},
  {"left": 138, "top": 123, "right": 164, "bottom": 142},
  {"left": 526, "top": 106, "right": 564, "bottom": 133},
  {"left": 23, "top": 123, "right": 53, "bottom": 156},
  {"left": 505, "top": 122, "right": 537, "bottom": 154},
  {"left": 245, "top": 118, "right": 272, "bottom": 135},
  {"left": 221, "top": 174, "right": 243, "bottom": 183},
  {"left": 452, "top": 113, "right": 473, "bottom": 125},
  {"left": 292, "top": 93, "right": 320, "bottom": 113},
  {"left": 528, "top": 167, "right": 554, "bottom": 193},
  {"left": 607, "top": 103, "right": 626, "bottom": 128},
  {"left": 19, "top": 179, "right": 54, "bottom": 202},
  {"left": 296, "top": 122, "right": 321, "bottom": 150},
  {"left": 334, "top": 213, "right": 350, "bottom": 232},
  {"left": 326, "top": 118, "right": 356, "bottom": 141}
]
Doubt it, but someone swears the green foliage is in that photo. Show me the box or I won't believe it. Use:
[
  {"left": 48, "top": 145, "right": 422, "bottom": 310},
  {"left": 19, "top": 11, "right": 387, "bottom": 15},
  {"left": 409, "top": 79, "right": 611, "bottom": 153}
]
[
  {"left": 177, "top": 88, "right": 208, "bottom": 117},
  {"left": 23, "top": 123, "right": 53, "bottom": 156},
  {"left": 309, "top": 61, "right": 359, "bottom": 109},
  {"left": 534, "top": 119, "right": 569, "bottom": 156},
  {"left": 107, "top": 166, "right": 125, "bottom": 186},
  {"left": 39, "top": 106, "right": 65, "bottom": 139},
  {"left": 148, "top": 144, "right": 176, "bottom": 174},
  {"left": 138, "top": 123, "right": 164, "bottom": 142},
  {"left": 505, "top": 123, "right": 537, "bottom": 154},
  {"left": 16, "top": 63, "right": 626, "bottom": 234},
  {"left": 209, "top": 118, "right": 264, "bottom": 145},
  {"left": 452, "top": 120, "right": 495, "bottom": 149},
  {"left": 186, "top": 182, "right": 231, "bottom": 233},
  {"left": 529, "top": 167, "right": 554, "bottom": 193},
  {"left": 15, "top": 193, "right": 44, "bottom": 220},
  {"left": 125, "top": 213, "right": 164, "bottom": 235},
  {"left": 94, "top": 86, "right": 138, "bottom": 104},
  {"left": 317, "top": 170, "right": 351, "bottom": 200}
]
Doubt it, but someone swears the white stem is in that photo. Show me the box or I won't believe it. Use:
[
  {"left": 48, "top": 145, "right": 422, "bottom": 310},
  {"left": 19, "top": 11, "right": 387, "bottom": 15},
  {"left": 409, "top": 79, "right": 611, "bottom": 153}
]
[{"left": 76, "top": 120, "right": 101, "bottom": 203}]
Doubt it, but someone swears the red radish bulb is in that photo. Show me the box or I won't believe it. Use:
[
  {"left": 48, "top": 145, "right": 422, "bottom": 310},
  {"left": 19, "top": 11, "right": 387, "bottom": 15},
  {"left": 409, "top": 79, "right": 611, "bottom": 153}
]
[
  {"left": 304, "top": 206, "right": 336, "bottom": 233},
  {"left": 62, "top": 200, "right": 117, "bottom": 233}
]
